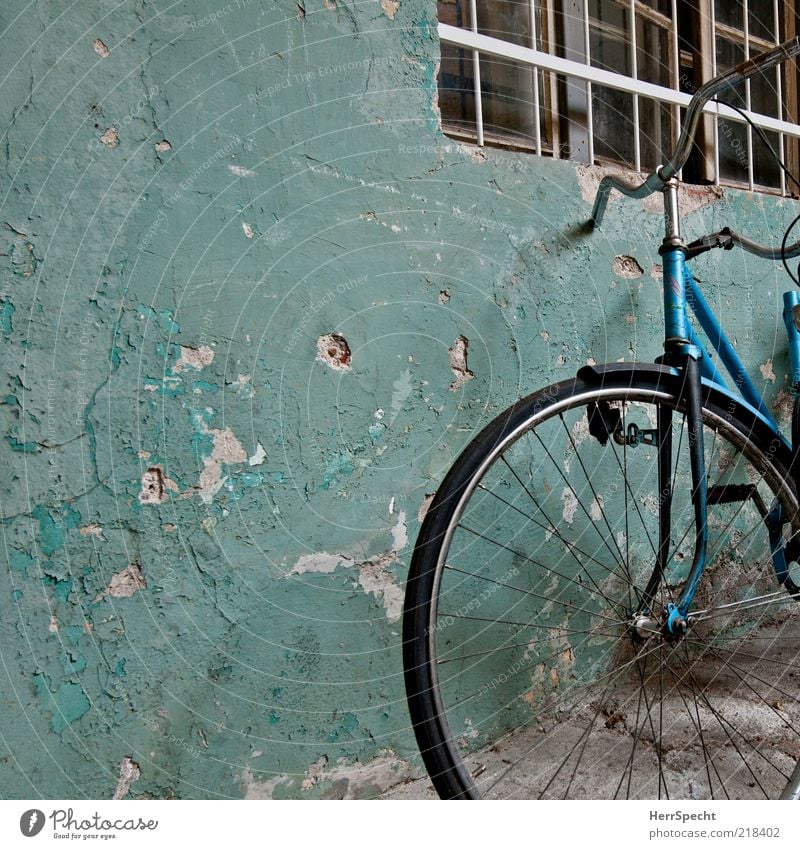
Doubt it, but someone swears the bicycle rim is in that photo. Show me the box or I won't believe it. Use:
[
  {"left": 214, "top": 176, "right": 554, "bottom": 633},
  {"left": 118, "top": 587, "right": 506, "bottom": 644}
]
[{"left": 404, "top": 374, "right": 800, "bottom": 800}]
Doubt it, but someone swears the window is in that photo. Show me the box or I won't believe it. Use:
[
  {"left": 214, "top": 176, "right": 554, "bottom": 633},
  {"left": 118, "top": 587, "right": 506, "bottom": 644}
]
[{"left": 438, "top": 1, "right": 800, "bottom": 194}]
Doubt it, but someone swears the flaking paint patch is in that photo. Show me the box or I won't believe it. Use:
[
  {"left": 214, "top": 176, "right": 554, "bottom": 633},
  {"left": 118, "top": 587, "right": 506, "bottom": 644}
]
[
  {"left": 79, "top": 524, "right": 105, "bottom": 539},
  {"left": 448, "top": 335, "right": 474, "bottom": 391},
  {"left": 391, "top": 510, "right": 408, "bottom": 551},
  {"left": 104, "top": 563, "right": 146, "bottom": 599},
  {"left": 100, "top": 127, "right": 119, "bottom": 148},
  {"left": 112, "top": 757, "right": 140, "bottom": 799},
  {"left": 249, "top": 442, "right": 267, "bottom": 466},
  {"left": 139, "top": 465, "right": 179, "bottom": 504},
  {"left": 199, "top": 427, "right": 248, "bottom": 503},
  {"left": 561, "top": 487, "right": 577, "bottom": 525},
  {"left": 760, "top": 359, "right": 776, "bottom": 382},
  {"left": 380, "top": 0, "right": 400, "bottom": 19},
  {"left": 358, "top": 555, "right": 403, "bottom": 623},
  {"left": 289, "top": 551, "right": 355, "bottom": 575},
  {"left": 173, "top": 345, "right": 215, "bottom": 373},
  {"left": 418, "top": 493, "right": 434, "bottom": 523},
  {"left": 241, "top": 750, "right": 416, "bottom": 799},
  {"left": 301, "top": 754, "right": 329, "bottom": 790}
]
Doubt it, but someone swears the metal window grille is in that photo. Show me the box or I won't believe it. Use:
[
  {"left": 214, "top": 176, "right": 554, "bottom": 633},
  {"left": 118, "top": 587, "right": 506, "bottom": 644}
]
[{"left": 438, "top": 0, "right": 800, "bottom": 195}]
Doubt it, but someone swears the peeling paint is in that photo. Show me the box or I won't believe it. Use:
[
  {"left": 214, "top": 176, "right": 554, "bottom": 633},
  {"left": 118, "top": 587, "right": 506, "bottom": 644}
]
[
  {"left": 380, "top": 0, "right": 400, "bottom": 20},
  {"left": 104, "top": 563, "right": 146, "bottom": 599},
  {"left": 241, "top": 750, "right": 416, "bottom": 799},
  {"left": 358, "top": 555, "right": 403, "bottom": 623},
  {"left": 248, "top": 442, "right": 267, "bottom": 466},
  {"left": 448, "top": 335, "right": 474, "bottom": 391},
  {"left": 198, "top": 427, "right": 248, "bottom": 503},
  {"left": 99, "top": 127, "right": 119, "bottom": 148},
  {"left": 289, "top": 552, "right": 355, "bottom": 575},
  {"left": 139, "top": 465, "right": 178, "bottom": 504},
  {"left": 112, "top": 757, "right": 141, "bottom": 799},
  {"left": 173, "top": 345, "right": 215, "bottom": 373}
]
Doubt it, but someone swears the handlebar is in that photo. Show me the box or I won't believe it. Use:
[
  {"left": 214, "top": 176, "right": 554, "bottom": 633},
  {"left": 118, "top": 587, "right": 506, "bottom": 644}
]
[{"left": 590, "top": 35, "right": 800, "bottom": 228}]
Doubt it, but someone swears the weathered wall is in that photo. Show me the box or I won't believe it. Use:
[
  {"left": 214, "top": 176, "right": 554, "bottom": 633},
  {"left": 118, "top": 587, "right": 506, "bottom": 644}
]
[{"left": 0, "top": 0, "right": 796, "bottom": 798}]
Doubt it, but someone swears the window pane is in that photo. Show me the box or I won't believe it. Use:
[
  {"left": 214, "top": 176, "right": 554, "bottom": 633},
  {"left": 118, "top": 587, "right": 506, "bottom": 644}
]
[
  {"left": 438, "top": 0, "right": 471, "bottom": 29},
  {"left": 439, "top": 43, "right": 477, "bottom": 135},
  {"left": 479, "top": 55, "right": 539, "bottom": 146},
  {"left": 592, "top": 86, "right": 635, "bottom": 164},
  {"left": 716, "top": 37, "right": 749, "bottom": 184},
  {"left": 748, "top": 0, "right": 777, "bottom": 42},
  {"left": 753, "top": 129, "right": 781, "bottom": 187},
  {"left": 750, "top": 67, "right": 780, "bottom": 119},
  {"left": 589, "top": 1, "right": 633, "bottom": 165},
  {"left": 637, "top": 16, "right": 675, "bottom": 169},
  {"left": 475, "top": 0, "right": 532, "bottom": 47},
  {"left": 715, "top": 0, "right": 744, "bottom": 30}
]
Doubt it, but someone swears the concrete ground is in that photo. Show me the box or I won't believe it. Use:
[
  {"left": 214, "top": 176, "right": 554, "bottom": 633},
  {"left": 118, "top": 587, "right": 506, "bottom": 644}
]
[{"left": 384, "top": 617, "right": 800, "bottom": 800}]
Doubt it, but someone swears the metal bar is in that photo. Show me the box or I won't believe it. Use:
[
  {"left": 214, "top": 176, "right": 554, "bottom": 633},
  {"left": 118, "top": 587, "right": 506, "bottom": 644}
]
[
  {"left": 468, "top": 0, "right": 484, "bottom": 146},
  {"left": 671, "top": 0, "right": 680, "bottom": 163},
  {"left": 774, "top": 0, "right": 786, "bottom": 195},
  {"left": 744, "top": 0, "right": 755, "bottom": 191},
  {"left": 686, "top": 271, "right": 778, "bottom": 430},
  {"left": 584, "top": 0, "right": 594, "bottom": 164},
  {"left": 711, "top": 1, "right": 720, "bottom": 186},
  {"left": 530, "top": 0, "right": 542, "bottom": 155},
  {"left": 544, "top": 0, "right": 560, "bottom": 157},
  {"left": 439, "top": 24, "right": 800, "bottom": 141},
  {"left": 630, "top": 0, "right": 640, "bottom": 171}
]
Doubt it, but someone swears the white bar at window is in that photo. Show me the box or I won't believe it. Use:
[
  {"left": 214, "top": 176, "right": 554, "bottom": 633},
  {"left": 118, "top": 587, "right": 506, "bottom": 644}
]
[
  {"left": 630, "top": 0, "right": 641, "bottom": 172},
  {"left": 438, "top": 23, "right": 800, "bottom": 140},
  {"left": 584, "top": 0, "right": 594, "bottom": 164},
  {"left": 744, "top": 0, "right": 755, "bottom": 191},
  {"left": 671, "top": 0, "right": 681, "bottom": 176},
  {"left": 530, "top": 0, "right": 542, "bottom": 155},
  {"left": 468, "top": 0, "right": 484, "bottom": 146},
  {"left": 710, "top": 2, "right": 720, "bottom": 185},
  {"left": 774, "top": 0, "right": 786, "bottom": 195}
]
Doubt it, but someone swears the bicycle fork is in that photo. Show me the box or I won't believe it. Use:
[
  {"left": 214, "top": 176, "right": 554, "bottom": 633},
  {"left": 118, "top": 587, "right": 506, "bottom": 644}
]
[
  {"left": 642, "top": 240, "right": 708, "bottom": 635},
  {"left": 635, "top": 180, "right": 709, "bottom": 636}
]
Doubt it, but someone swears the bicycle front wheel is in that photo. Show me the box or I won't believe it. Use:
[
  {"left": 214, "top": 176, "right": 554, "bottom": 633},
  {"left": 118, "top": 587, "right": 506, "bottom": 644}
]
[{"left": 403, "top": 367, "right": 800, "bottom": 800}]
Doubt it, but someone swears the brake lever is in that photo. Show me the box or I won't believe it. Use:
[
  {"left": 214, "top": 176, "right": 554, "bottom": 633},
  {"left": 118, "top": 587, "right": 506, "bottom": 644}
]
[{"left": 684, "top": 227, "right": 735, "bottom": 259}]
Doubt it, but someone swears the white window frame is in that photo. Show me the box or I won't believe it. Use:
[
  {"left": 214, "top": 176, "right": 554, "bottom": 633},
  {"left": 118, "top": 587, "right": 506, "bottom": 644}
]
[{"left": 439, "top": 1, "right": 800, "bottom": 195}]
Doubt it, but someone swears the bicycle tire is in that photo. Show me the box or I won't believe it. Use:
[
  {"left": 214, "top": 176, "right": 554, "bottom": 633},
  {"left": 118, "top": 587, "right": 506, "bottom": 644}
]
[{"left": 403, "top": 366, "right": 800, "bottom": 800}]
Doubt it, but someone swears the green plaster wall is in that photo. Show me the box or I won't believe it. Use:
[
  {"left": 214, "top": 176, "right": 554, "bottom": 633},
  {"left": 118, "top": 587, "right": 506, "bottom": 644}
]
[{"left": 0, "top": 0, "right": 796, "bottom": 798}]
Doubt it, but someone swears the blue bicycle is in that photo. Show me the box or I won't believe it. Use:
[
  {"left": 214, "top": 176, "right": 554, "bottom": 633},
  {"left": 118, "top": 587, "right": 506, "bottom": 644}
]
[{"left": 404, "top": 37, "right": 800, "bottom": 799}]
